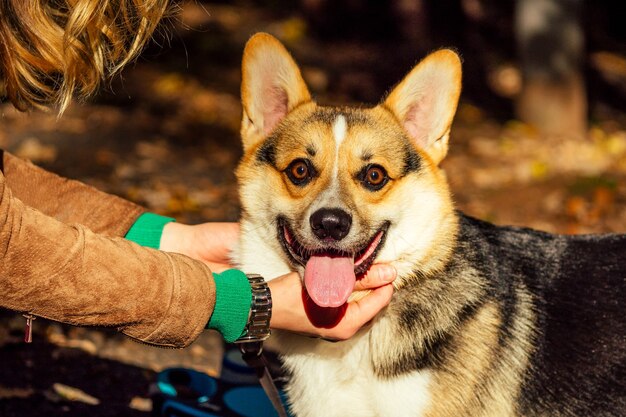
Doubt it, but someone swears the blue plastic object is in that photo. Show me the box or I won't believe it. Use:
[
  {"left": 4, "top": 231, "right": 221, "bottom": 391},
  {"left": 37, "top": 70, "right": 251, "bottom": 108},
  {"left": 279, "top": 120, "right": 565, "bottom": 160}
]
[
  {"left": 152, "top": 346, "right": 291, "bottom": 417},
  {"left": 156, "top": 368, "right": 218, "bottom": 400},
  {"left": 223, "top": 386, "right": 280, "bottom": 417}
]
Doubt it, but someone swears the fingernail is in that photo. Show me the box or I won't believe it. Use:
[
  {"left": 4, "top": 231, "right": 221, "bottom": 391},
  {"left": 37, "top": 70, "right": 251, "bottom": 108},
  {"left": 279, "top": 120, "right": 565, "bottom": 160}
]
[{"left": 379, "top": 265, "right": 396, "bottom": 282}]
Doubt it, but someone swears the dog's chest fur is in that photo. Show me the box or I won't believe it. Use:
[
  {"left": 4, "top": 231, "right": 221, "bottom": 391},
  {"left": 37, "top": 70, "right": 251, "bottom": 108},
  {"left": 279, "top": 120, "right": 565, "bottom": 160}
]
[{"left": 276, "top": 331, "right": 433, "bottom": 417}]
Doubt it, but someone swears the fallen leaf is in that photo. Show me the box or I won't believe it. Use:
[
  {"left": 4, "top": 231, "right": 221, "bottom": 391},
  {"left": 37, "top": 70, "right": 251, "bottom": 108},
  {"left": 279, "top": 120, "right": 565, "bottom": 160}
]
[
  {"left": 52, "top": 383, "right": 100, "bottom": 405},
  {"left": 129, "top": 396, "right": 152, "bottom": 412}
]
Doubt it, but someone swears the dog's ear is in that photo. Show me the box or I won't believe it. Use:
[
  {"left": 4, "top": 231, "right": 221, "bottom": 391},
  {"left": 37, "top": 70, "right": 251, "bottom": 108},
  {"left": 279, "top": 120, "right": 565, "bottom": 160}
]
[
  {"left": 382, "top": 49, "right": 462, "bottom": 165},
  {"left": 240, "top": 33, "right": 312, "bottom": 151}
]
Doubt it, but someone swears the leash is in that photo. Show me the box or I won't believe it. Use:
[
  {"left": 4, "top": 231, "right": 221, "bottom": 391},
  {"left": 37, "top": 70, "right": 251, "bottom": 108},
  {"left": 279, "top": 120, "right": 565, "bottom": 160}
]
[
  {"left": 23, "top": 313, "right": 35, "bottom": 343},
  {"left": 239, "top": 342, "right": 289, "bottom": 417}
]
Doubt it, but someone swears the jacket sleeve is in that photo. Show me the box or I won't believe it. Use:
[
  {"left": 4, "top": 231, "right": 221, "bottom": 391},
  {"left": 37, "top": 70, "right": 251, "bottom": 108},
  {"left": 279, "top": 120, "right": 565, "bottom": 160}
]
[
  {"left": 1, "top": 150, "right": 143, "bottom": 237},
  {"left": 0, "top": 169, "right": 216, "bottom": 348}
]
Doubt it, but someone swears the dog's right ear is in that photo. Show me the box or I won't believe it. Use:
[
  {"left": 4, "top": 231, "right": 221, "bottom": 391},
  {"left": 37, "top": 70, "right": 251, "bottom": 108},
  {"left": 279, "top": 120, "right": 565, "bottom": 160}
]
[
  {"left": 382, "top": 49, "right": 462, "bottom": 165},
  {"left": 240, "top": 33, "right": 312, "bottom": 151}
]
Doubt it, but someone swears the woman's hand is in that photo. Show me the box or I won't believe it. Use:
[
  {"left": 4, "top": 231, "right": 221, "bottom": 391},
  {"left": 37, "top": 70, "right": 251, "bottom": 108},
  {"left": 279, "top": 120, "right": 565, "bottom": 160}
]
[
  {"left": 160, "top": 222, "right": 239, "bottom": 272},
  {"left": 269, "top": 264, "right": 396, "bottom": 340}
]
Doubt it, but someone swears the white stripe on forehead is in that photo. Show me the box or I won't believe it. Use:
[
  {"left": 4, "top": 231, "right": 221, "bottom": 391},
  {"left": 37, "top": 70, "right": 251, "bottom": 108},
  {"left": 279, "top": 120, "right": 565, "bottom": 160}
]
[
  {"left": 310, "top": 114, "right": 347, "bottom": 210},
  {"left": 331, "top": 114, "right": 347, "bottom": 179},
  {"left": 332, "top": 115, "right": 347, "bottom": 147}
]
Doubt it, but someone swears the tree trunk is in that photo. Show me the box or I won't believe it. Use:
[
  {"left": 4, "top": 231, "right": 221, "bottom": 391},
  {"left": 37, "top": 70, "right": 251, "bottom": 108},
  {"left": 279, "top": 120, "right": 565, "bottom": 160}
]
[{"left": 515, "top": 0, "right": 587, "bottom": 139}]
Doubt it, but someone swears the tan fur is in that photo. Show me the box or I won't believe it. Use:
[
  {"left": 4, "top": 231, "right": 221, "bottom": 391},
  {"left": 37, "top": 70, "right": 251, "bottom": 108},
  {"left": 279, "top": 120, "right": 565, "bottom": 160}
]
[
  {"left": 426, "top": 295, "right": 535, "bottom": 417},
  {"left": 428, "top": 302, "right": 505, "bottom": 417}
]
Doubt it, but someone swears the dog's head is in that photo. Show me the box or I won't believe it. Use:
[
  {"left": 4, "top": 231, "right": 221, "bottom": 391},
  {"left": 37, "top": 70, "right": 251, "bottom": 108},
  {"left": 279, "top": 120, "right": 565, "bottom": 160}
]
[{"left": 236, "top": 33, "right": 462, "bottom": 308}]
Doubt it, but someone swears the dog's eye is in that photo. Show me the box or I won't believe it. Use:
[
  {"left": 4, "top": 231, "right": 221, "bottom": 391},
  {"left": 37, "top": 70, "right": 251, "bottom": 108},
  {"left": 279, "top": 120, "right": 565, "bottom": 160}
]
[
  {"left": 366, "top": 166, "right": 385, "bottom": 185},
  {"left": 285, "top": 159, "right": 315, "bottom": 185},
  {"left": 358, "top": 164, "right": 389, "bottom": 191}
]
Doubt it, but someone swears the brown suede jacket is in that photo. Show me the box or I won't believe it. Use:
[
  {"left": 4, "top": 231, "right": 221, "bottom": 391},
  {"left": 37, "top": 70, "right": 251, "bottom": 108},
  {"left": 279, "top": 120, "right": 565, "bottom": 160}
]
[{"left": 0, "top": 151, "right": 216, "bottom": 348}]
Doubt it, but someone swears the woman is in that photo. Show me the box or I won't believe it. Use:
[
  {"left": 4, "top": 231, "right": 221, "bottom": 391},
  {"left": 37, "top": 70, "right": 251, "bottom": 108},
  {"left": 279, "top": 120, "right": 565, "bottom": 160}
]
[{"left": 0, "top": 0, "right": 395, "bottom": 347}]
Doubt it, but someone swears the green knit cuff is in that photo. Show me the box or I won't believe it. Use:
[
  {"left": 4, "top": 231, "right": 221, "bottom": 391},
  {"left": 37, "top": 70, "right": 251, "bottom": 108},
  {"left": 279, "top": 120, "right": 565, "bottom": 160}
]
[
  {"left": 207, "top": 269, "right": 252, "bottom": 343},
  {"left": 125, "top": 213, "right": 175, "bottom": 249}
]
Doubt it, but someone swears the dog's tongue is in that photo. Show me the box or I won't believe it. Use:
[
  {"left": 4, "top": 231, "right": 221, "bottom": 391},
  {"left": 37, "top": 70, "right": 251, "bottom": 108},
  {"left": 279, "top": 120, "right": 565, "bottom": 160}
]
[{"left": 304, "top": 254, "right": 355, "bottom": 308}]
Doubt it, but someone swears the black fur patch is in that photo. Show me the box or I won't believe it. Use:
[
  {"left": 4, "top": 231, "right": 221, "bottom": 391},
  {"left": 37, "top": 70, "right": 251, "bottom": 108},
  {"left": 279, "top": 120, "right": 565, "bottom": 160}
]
[
  {"left": 0, "top": 149, "right": 4, "bottom": 173},
  {"left": 304, "top": 108, "right": 340, "bottom": 125},
  {"left": 257, "top": 137, "right": 277, "bottom": 166},
  {"left": 402, "top": 146, "right": 421, "bottom": 175},
  {"left": 516, "top": 229, "right": 626, "bottom": 416}
]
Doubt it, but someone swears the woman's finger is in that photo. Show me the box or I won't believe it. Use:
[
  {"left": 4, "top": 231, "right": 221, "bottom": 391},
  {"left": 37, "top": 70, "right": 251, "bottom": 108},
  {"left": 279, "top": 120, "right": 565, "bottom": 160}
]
[{"left": 354, "top": 263, "right": 396, "bottom": 291}]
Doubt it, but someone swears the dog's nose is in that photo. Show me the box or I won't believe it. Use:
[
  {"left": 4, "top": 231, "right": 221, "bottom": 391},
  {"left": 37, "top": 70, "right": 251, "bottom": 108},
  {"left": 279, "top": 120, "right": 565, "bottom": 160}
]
[{"left": 310, "top": 208, "right": 352, "bottom": 241}]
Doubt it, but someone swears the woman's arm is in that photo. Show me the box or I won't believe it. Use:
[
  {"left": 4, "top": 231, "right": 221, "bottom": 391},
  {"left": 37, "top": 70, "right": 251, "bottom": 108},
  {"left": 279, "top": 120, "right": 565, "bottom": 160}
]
[{"left": 0, "top": 169, "right": 215, "bottom": 348}]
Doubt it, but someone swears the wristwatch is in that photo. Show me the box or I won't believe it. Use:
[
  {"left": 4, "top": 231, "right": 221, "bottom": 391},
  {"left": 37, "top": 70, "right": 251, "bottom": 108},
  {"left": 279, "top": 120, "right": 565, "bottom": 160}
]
[{"left": 235, "top": 274, "right": 272, "bottom": 343}]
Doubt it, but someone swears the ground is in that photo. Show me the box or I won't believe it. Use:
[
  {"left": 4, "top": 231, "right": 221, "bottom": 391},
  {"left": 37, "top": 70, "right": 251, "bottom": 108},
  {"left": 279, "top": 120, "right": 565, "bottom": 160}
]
[{"left": 1, "top": 2, "right": 625, "bottom": 416}]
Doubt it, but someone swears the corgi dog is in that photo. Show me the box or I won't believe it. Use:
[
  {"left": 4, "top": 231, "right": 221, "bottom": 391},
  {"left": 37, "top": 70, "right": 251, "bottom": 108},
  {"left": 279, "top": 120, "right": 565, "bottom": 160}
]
[{"left": 233, "top": 33, "right": 626, "bottom": 417}]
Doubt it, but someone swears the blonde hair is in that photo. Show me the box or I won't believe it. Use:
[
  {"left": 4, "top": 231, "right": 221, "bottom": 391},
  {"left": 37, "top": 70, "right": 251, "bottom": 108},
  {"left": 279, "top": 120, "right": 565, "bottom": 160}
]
[{"left": 0, "top": 0, "right": 170, "bottom": 113}]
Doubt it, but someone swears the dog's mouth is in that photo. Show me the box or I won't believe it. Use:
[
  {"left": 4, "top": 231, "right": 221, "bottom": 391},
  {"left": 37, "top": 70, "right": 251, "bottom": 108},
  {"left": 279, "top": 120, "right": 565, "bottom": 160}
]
[{"left": 278, "top": 218, "right": 389, "bottom": 308}]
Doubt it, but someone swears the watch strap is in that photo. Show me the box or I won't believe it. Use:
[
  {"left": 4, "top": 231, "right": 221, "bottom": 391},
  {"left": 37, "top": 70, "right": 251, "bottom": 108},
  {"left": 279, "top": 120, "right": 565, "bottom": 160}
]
[{"left": 235, "top": 274, "right": 272, "bottom": 343}]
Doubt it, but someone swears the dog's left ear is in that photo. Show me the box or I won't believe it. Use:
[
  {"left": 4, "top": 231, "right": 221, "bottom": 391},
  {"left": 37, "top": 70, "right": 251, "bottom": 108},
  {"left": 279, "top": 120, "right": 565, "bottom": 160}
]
[
  {"left": 383, "top": 49, "right": 462, "bottom": 165},
  {"left": 240, "top": 33, "right": 312, "bottom": 151}
]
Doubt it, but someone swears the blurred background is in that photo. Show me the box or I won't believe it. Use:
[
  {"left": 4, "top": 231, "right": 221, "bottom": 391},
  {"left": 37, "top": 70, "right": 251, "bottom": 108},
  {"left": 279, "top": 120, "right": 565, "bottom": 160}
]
[{"left": 1, "top": 0, "right": 625, "bottom": 415}]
